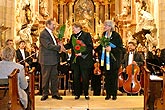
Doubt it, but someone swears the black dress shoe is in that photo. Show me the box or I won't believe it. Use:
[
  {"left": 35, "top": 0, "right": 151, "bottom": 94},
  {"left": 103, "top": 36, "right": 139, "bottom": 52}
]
[
  {"left": 112, "top": 96, "right": 117, "bottom": 100},
  {"left": 41, "top": 95, "right": 48, "bottom": 101},
  {"left": 85, "top": 96, "right": 90, "bottom": 100},
  {"left": 75, "top": 96, "right": 80, "bottom": 100},
  {"left": 52, "top": 95, "right": 63, "bottom": 100},
  {"left": 105, "top": 95, "right": 111, "bottom": 100}
]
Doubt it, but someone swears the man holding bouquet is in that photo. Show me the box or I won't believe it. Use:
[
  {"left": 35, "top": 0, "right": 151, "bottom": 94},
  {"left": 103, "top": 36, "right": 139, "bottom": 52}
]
[
  {"left": 64, "top": 22, "right": 93, "bottom": 100},
  {"left": 95, "top": 20, "right": 123, "bottom": 100},
  {"left": 39, "top": 18, "right": 65, "bottom": 101}
]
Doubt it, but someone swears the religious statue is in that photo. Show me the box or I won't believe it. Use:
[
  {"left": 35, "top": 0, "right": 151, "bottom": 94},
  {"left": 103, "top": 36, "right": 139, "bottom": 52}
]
[
  {"left": 39, "top": 0, "right": 49, "bottom": 19},
  {"left": 74, "top": 0, "right": 94, "bottom": 33}
]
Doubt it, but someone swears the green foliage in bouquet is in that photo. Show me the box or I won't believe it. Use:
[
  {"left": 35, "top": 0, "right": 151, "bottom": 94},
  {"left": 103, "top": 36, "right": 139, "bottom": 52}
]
[
  {"left": 57, "top": 24, "right": 66, "bottom": 41},
  {"left": 98, "top": 35, "right": 110, "bottom": 47}
]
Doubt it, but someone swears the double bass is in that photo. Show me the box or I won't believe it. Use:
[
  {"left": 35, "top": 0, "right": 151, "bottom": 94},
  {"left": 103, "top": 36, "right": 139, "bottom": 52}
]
[
  {"left": 123, "top": 64, "right": 141, "bottom": 94},
  {"left": 118, "top": 65, "right": 124, "bottom": 88}
]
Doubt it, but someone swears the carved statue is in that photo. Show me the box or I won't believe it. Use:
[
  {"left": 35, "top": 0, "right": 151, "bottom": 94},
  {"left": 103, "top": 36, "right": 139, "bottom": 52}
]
[
  {"left": 16, "top": 24, "right": 33, "bottom": 51},
  {"left": 74, "top": 0, "right": 94, "bottom": 33},
  {"left": 39, "top": 0, "right": 49, "bottom": 18},
  {"left": 22, "top": 3, "right": 32, "bottom": 24}
]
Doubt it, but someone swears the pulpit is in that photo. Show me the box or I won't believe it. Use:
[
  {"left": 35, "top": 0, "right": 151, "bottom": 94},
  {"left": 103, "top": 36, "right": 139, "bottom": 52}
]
[{"left": 143, "top": 66, "right": 164, "bottom": 110}]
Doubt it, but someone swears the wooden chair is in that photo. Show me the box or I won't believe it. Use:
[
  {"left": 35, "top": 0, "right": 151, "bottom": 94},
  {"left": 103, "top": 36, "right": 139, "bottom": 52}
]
[
  {"left": 68, "top": 70, "right": 73, "bottom": 93},
  {"left": 58, "top": 72, "right": 66, "bottom": 96},
  {"left": 8, "top": 67, "right": 35, "bottom": 110},
  {"left": 0, "top": 79, "right": 8, "bottom": 100},
  {"left": 8, "top": 68, "right": 23, "bottom": 110}
]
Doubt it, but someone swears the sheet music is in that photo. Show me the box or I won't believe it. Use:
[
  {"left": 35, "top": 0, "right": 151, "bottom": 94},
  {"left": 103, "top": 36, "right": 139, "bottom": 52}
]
[{"left": 150, "top": 75, "right": 163, "bottom": 80}]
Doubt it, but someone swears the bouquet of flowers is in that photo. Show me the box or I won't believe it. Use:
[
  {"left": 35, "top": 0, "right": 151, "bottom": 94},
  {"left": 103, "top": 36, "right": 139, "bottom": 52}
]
[
  {"left": 98, "top": 35, "right": 110, "bottom": 47},
  {"left": 98, "top": 35, "right": 116, "bottom": 70},
  {"left": 57, "top": 24, "right": 66, "bottom": 41},
  {"left": 72, "top": 36, "right": 86, "bottom": 63}
]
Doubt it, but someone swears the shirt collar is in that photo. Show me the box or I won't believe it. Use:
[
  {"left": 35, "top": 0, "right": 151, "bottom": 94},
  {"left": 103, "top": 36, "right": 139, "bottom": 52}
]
[{"left": 45, "top": 27, "right": 52, "bottom": 34}]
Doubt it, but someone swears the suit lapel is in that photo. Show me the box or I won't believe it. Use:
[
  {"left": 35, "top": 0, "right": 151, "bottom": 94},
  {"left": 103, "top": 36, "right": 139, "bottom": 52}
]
[{"left": 45, "top": 29, "right": 55, "bottom": 44}]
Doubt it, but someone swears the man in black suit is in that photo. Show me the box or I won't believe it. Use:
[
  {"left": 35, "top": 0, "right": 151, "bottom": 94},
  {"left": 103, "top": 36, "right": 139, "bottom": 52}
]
[
  {"left": 121, "top": 41, "right": 144, "bottom": 95},
  {"left": 64, "top": 22, "right": 93, "bottom": 100},
  {"left": 39, "top": 18, "right": 65, "bottom": 101},
  {"left": 16, "top": 40, "right": 32, "bottom": 68}
]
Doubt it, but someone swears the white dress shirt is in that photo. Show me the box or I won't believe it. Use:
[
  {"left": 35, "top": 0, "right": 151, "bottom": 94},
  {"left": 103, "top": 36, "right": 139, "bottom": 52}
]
[
  {"left": 128, "top": 52, "right": 134, "bottom": 65},
  {"left": 46, "top": 27, "right": 57, "bottom": 45},
  {"left": 19, "top": 49, "right": 25, "bottom": 60}
]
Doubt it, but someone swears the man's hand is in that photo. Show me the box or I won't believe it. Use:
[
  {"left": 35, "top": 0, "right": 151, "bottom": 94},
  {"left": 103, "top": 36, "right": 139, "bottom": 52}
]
[
  {"left": 75, "top": 53, "right": 82, "bottom": 57},
  {"left": 58, "top": 41, "right": 66, "bottom": 53}
]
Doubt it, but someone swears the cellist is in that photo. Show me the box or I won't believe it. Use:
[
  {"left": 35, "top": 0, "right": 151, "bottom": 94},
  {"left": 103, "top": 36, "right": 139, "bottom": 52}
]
[{"left": 121, "top": 41, "right": 144, "bottom": 95}]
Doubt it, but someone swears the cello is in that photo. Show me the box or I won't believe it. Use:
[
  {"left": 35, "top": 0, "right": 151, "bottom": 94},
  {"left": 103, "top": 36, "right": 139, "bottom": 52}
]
[{"left": 123, "top": 64, "right": 141, "bottom": 94}]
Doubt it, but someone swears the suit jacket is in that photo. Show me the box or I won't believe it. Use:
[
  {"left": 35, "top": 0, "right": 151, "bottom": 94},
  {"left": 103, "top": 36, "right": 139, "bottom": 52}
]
[
  {"left": 122, "top": 51, "right": 144, "bottom": 68},
  {"left": 16, "top": 49, "right": 32, "bottom": 67},
  {"left": 0, "top": 60, "right": 28, "bottom": 108},
  {"left": 95, "top": 31, "right": 123, "bottom": 70},
  {"left": 65, "top": 31, "right": 94, "bottom": 69},
  {"left": 39, "top": 29, "right": 61, "bottom": 65}
]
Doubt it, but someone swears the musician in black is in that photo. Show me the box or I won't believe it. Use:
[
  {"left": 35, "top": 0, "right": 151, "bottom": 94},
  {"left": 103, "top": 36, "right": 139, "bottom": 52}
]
[
  {"left": 16, "top": 40, "right": 32, "bottom": 69},
  {"left": 121, "top": 41, "right": 144, "bottom": 95}
]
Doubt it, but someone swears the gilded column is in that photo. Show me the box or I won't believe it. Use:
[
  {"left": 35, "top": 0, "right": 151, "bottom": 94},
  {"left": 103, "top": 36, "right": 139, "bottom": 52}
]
[
  {"left": 68, "top": 2, "right": 73, "bottom": 25},
  {"left": 53, "top": 1, "right": 58, "bottom": 22},
  {"left": 59, "top": 1, "right": 64, "bottom": 24},
  {"left": 131, "top": 0, "right": 136, "bottom": 24},
  {"left": 104, "top": 1, "right": 108, "bottom": 20},
  {"left": 63, "top": 2, "right": 67, "bottom": 23},
  {"left": 94, "top": 2, "right": 99, "bottom": 35},
  {"left": 48, "top": 0, "right": 53, "bottom": 18}
]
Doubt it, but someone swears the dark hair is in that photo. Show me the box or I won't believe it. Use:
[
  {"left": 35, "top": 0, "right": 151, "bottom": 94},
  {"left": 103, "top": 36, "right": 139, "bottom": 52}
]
[
  {"left": 31, "top": 43, "right": 39, "bottom": 50},
  {"left": 72, "top": 22, "right": 82, "bottom": 29},
  {"left": 45, "top": 18, "right": 54, "bottom": 26},
  {"left": 5, "top": 39, "right": 13, "bottom": 45},
  {"left": 128, "top": 41, "right": 136, "bottom": 46},
  {"left": 19, "top": 40, "right": 26, "bottom": 44}
]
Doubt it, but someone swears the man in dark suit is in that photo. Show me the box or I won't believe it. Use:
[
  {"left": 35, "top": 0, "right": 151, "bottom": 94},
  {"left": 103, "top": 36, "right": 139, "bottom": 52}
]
[
  {"left": 64, "top": 22, "right": 93, "bottom": 100},
  {"left": 121, "top": 41, "right": 144, "bottom": 95},
  {"left": 16, "top": 40, "right": 32, "bottom": 68},
  {"left": 39, "top": 18, "right": 65, "bottom": 101},
  {"left": 122, "top": 42, "right": 144, "bottom": 69}
]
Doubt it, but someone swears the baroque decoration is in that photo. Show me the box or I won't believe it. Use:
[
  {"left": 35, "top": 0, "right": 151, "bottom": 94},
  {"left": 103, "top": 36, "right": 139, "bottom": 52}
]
[{"left": 11, "top": 0, "right": 159, "bottom": 51}]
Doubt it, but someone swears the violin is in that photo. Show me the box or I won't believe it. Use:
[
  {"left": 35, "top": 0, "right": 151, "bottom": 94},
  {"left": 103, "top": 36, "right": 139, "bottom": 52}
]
[
  {"left": 94, "top": 61, "right": 101, "bottom": 75},
  {"left": 93, "top": 53, "right": 101, "bottom": 75},
  {"left": 123, "top": 64, "right": 141, "bottom": 94},
  {"left": 118, "top": 65, "right": 124, "bottom": 88}
]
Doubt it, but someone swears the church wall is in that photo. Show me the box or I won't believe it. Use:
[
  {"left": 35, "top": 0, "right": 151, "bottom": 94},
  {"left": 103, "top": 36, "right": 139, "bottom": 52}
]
[
  {"left": 159, "top": 0, "right": 165, "bottom": 49},
  {"left": 0, "top": 0, "right": 14, "bottom": 47}
]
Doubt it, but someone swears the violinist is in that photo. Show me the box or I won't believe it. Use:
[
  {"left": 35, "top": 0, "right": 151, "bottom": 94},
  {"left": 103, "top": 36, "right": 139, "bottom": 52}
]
[{"left": 121, "top": 41, "right": 144, "bottom": 95}]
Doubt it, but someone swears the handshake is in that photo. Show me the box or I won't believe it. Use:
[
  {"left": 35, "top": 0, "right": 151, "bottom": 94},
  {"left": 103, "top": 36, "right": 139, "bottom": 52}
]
[{"left": 58, "top": 41, "right": 66, "bottom": 53}]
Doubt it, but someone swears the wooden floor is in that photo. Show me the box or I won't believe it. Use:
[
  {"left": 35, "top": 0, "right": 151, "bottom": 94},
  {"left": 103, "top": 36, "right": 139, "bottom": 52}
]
[
  {"left": 35, "top": 90, "right": 144, "bottom": 110},
  {"left": 0, "top": 90, "right": 144, "bottom": 110}
]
